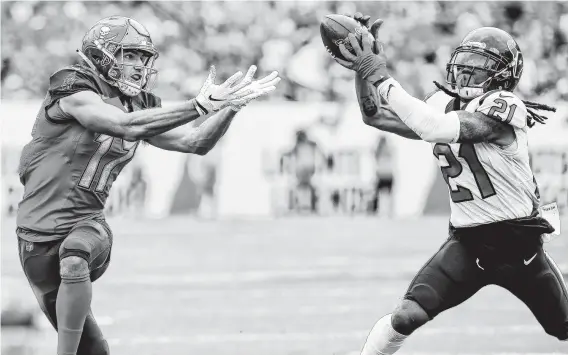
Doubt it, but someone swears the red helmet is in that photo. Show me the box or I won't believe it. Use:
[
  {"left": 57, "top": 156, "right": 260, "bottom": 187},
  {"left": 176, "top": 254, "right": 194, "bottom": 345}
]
[
  {"left": 446, "top": 27, "right": 523, "bottom": 99},
  {"left": 79, "top": 16, "right": 159, "bottom": 96}
]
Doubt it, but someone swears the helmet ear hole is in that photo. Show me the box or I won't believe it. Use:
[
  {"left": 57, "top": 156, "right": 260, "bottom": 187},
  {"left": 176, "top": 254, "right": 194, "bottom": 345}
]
[{"left": 108, "top": 68, "right": 120, "bottom": 81}]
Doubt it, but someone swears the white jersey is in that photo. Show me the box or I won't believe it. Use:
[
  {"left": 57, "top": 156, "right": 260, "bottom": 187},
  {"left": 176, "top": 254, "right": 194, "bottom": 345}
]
[{"left": 425, "top": 90, "right": 540, "bottom": 227}]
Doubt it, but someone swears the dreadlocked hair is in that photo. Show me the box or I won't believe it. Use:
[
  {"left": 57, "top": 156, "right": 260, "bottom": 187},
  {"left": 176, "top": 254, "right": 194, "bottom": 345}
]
[
  {"left": 433, "top": 81, "right": 556, "bottom": 128},
  {"left": 433, "top": 80, "right": 459, "bottom": 98}
]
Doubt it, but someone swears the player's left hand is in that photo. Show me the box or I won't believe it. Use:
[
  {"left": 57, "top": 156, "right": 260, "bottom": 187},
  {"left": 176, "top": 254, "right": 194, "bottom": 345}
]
[
  {"left": 229, "top": 70, "right": 281, "bottom": 111},
  {"left": 334, "top": 24, "right": 390, "bottom": 86}
]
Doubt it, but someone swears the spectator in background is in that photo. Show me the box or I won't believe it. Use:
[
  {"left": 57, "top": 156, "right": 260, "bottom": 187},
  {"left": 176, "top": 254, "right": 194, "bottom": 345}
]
[
  {"left": 281, "top": 129, "right": 326, "bottom": 213},
  {"left": 126, "top": 165, "right": 147, "bottom": 217},
  {"left": 370, "top": 135, "right": 394, "bottom": 217},
  {"left": 2, "top": 1, "right": 566, "bottom": 103},
  {"left": 196, "top": 147, "right": 220, "bottom": 219}
]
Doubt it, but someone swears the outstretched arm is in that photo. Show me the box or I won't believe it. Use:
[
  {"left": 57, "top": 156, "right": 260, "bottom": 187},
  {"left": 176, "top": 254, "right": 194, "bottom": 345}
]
[
  {"left": 145, "top": 70, "right": 280, "bottom": 155},
  {"left": 60, "top": 91, "right": 203, "bottom": 141},
  {"left": 334, "top": 24, "right": 515, "bottom": 146},
  {"left": 355, "top": 74, "right": 420, "bottom": 140},
  {"left": 145, "top": 108, "right": 237, "bottom": 155},
  {"left": 377, "top": 80, "right": 514, "bottom": 145},
  {"left": 60, "top": 66, "right": 279, "bottom": 142}
]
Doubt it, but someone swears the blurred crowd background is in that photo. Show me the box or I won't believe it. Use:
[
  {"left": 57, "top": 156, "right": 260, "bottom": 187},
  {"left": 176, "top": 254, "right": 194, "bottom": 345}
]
[
  {"left": 2, "top": 1, "right": 568, "bottom": 103},
  {"left": 2, "top": 1, "right": 568, "bottom": 220},
  {"left": 2, "top": 5, "right": 568, "bottom": 352}
]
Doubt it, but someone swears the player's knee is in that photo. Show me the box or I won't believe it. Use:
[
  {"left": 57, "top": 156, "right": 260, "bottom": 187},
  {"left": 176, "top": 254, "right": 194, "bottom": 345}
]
[
  {"left": 547, "top": 323, "right": 568, "bottom": 341},
  {"left": 547, "top": 329, "right": 568, "bottom": 341},
  {"left": 60, "top": 235, "right": 92, "bottom": 260},
  {"left": 59, "top": 256, "right": 89, "bottom": 283},
  {"left": 391, "top": 300, "right": 430, "bottom": 335}
]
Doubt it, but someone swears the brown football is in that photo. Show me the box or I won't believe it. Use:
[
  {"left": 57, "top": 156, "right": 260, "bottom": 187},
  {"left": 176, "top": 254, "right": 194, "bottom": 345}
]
[{"left": 320, "top": 14, "right": 364, "bottom": 60}]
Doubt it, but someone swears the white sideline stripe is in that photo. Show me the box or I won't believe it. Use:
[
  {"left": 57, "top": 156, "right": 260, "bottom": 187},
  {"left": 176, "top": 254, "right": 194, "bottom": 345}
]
[
  {"left": 3, "top": 269, "right": 405, "bottom": 287},
  {"left": 106, "top": 269, "right": 411, "bottom": 286},
  {"left": 4, "top": 261, "right": 565, "bottom": 287},
  {"left": 0, "top": 274, "right": 406, "bottom": 287},
  {"left": 99, "top": 304, "right": 385, "bottom": 319},
  {"left": 0, "top": 272, "right": 396, "bottom": 290},
  {"left": 96, "top": 301, "right": 525, "bottom": 320},
  {"left": 105, "top": 325, "right": 545, "bottom": 346}
]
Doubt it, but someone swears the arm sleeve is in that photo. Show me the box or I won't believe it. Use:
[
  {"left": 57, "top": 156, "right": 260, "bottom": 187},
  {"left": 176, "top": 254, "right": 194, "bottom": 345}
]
[{"left": 377, "top": 78, "right": 460, "bottom": 143}]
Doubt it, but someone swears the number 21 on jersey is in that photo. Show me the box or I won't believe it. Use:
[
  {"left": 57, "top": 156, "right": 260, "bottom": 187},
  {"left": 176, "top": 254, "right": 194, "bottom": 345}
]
[{"left": 433, "top": 143, "right": 496, "bottom": 203}]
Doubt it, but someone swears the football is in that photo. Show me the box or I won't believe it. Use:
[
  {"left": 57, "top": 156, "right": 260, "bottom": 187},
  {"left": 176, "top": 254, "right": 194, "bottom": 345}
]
[{"left": 320, "top": 14, "right": 364, "bottom": 61}]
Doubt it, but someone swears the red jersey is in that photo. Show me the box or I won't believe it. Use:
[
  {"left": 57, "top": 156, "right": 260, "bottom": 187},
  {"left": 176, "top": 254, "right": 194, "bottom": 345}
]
[{"left": 17, "top": 64, "right": 161, "bottom": 240}]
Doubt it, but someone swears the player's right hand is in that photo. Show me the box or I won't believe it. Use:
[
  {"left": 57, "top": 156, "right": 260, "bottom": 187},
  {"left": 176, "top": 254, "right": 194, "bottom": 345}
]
[
  {"left": 335, "top": 26, "right": 390, "bottom": 86},
  {"left": 229, "top": 70, "right": 281, "bottom": 111},
  {"left": 194, "top": 65, "right": 279, "bottom": 116},
  {"left": 351, "top": 12, "right": 371, "bottom": 28},
  {"left": 352, "top": 12, "right": 384, "bottom": 55}
]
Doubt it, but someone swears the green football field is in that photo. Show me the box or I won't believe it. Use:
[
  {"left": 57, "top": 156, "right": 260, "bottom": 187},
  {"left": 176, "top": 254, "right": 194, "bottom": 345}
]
[{"left": 2, "top": 216, "right": 567, "bottom": 355}]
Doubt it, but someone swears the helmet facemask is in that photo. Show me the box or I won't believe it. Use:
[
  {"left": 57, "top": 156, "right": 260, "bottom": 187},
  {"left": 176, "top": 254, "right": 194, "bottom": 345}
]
[
  {"left": 446, "top": 47, "right": 511, "bottom": 100},
  {"left": 79, "top": 17, "right": 159, "bottom": 97},
  {"left": 107, "top": 47, "right": 159, "bottom": 97}
]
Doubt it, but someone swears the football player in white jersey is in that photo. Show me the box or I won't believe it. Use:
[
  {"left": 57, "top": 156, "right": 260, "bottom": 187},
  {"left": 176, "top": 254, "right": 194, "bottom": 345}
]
[{"left": 329, "top": 13, "right": 568, "bottom": 354}]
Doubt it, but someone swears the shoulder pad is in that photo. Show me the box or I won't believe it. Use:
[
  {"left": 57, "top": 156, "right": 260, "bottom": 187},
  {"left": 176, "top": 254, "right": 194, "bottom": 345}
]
[
  {"left": 475, "top": 90, "right": 527, "bottom": 129},
  {"left": 48, "top": 65, "right": 101, "bottom": 100}
]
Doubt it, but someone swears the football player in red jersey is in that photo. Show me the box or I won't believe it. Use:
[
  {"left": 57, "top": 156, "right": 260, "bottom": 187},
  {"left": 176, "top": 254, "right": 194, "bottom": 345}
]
[
  {"left": 327, "top": 13, "right": 567, "bottom": 354},
  {"left": 16, "top": 16, "right": 280, "bottom": 355}
]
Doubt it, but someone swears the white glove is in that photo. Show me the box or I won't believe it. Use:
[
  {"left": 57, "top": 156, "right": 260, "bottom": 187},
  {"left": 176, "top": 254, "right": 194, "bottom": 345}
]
[
  {"left": 230, "top": 70, "right": 281, "bottom": 111},
  {"left": 195, "top": 65, "right": 280, "bottom": 115}
]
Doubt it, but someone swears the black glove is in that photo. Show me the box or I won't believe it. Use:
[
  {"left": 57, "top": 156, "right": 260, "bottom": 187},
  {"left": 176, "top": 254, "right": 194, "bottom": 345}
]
[
  {"left": 351, "top": 12, "right": 384, "bottom": 55},
  {"left": 333, "top": 26, "right": 390, "bottom": 86},
  {"left": 353, "top": 12, "right": 372, "bottom": 28}
]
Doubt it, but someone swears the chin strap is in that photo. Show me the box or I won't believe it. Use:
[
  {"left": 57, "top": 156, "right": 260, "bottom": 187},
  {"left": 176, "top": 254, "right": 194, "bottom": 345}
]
[
  {"left": 117, "top": 81, "right": 141, "bottom": 96},
  {"left": 456, "top": 86, "right": 484, "bottom": 100}
]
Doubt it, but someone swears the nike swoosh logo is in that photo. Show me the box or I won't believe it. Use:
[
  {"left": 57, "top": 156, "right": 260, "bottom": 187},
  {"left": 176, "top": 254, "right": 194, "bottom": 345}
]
[
  {"left": 208, "top": 94, "right": 224, "bottom": 102},
  {"left": 476, "top": 258, "right": 485, "bottom": 270},
  {"left": 384, "top": 84, "right": 395, "bottom": 100},
  {"left": 524, "top": 253, "right": 538, "bottom": 265}
]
